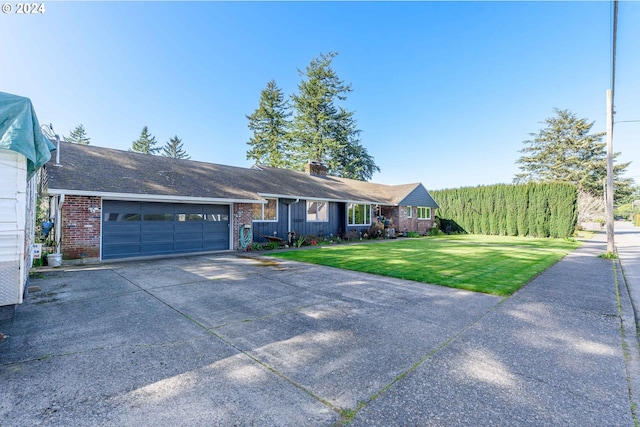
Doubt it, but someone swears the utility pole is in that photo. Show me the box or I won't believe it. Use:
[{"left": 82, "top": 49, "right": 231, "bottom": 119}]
[
  {"left": 606, "top": 0, "right": 618, "bottom": 254},
  {"left": 605, "top": 89, "right": 614, "bottom": 253}
]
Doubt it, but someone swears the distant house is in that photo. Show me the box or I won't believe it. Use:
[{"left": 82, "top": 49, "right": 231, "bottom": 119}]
[{"left": 42, "top": 142, "right": 439, "bottom": 262}]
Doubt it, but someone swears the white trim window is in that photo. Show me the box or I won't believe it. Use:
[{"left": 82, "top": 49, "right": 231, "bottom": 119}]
[
  {"left": 307, "top": 200, "right": 329, "bottom": 222},
  {"left": 417, "top": 206, "right": 431, "bottom": 220},
  {"left": 406, "top": 206, "right": 412, "bottom": 218},
  {"left": 348, "top": 203, "right": 371, "bottom": 226},
  {"left": 252, "top": 198, "right": 278, "bottom": 221}
]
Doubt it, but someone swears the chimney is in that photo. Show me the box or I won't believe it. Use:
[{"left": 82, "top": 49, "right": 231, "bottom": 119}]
[{"left": 304, "top": 161, "right": 327, "bottom": 177}]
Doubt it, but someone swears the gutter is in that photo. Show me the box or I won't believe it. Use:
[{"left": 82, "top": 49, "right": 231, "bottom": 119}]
[
  {"left": 45, "top": 189, "right": 263, "bottom": 205},
  {"left": 55, "top": 194, "right": 65, "bottom": 254}
]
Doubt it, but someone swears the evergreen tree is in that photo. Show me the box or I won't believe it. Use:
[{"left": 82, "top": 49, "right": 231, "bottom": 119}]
[
  {"left": 326, "top": 107, "right": 380, "bottom": 181},
  {"left": 65, "top": 124, "right": 90, "bottom": 145},
  {"left": 162, "top": 135, "right": 190, "bottom": 159},
  {"left": 246, "top": 80, "right": 292, "bottom": 168},
  {"left": 131, "top": 126, "right": 160, "bottom": 154},
  {"left": 290, "top": 52, "right": 379, "bottom": 181},
  {"left": 514, "top": 109, "right": 633, "bottom": 199}
]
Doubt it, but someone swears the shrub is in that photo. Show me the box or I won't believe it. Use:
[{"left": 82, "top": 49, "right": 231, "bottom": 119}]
[
  {"left": 265, "top": 241, "right": 280, "bottom": 250},
  {"left": 367, "top": 222, "right": 384, "bottom": 239},
  {"left": 345, "top": 230, "right": 360, "bottom": 241},
  {"left": 295, "top": 236, "right": 307, "bottom": 247},
  {"left": 432, "top": 182, "right": 577, "bottom": 238}
]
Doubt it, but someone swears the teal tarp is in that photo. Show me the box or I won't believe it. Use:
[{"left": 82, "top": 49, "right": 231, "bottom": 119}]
[{"left": 0, "top": 91, "right": 55, "bottom": 177}]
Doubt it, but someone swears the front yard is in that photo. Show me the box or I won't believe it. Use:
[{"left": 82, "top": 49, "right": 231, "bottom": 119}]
[{"left": 271, "top": 235, "right": 583, "bottom": 296}]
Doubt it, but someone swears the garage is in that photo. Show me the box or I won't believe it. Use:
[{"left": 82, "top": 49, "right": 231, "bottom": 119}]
[{"left": 102, "top": 200, "right": 230, "bottom": 260}]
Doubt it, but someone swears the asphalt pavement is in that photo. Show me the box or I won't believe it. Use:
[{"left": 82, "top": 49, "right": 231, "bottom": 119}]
[{"left": 1, "top": 223, "right": 639, "bottom": 426}]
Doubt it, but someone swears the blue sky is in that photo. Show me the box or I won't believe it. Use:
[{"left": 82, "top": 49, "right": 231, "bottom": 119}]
[{"left": 2, "top": 1, "right": 639, "bottom": 190}]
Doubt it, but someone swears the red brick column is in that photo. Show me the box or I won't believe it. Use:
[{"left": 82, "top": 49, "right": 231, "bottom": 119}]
[
  {"left": 61, "top": 195, "right": 101, "bottom": 260},
  {"left": 233, "top": 203, "right": 254, "bottom": 250}
]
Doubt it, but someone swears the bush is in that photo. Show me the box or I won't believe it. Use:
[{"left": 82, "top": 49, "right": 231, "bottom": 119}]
[
  {"left": 345, "top": 230, "right": 360, "bottom": 241},
  {"left": 431, "top": 183, "right": 577, "bottom": 238},
  {"left": 367, "top": 222, "right": 384, "bottom": 239},
  {"left": 428, "top": 228, "right": 443, "bottom": 236},
  {"left": 265, "top": 241, "right": 280, "bottom": 250}
]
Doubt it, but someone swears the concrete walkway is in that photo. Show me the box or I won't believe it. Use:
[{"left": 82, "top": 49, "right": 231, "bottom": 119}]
[{"left": 1, "top": 225, "right": 639, "bottom": 426}]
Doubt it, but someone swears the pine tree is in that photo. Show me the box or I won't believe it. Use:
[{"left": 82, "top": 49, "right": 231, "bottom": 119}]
[
  {"left": 65, "top": 124, "right": 90, "bottom": 145},
  {"left": 290, "top": 52, "right": 379, "bottom": 180},
  {"left": 246, "top": 80, "right": 292, "bottom": 168},
  {"left": 131, "top": 126, "right": 160, "bottom": 154},
  {"left": 162, "top": 135, "right": 190, "bottom": 159},
  {"left": 326, "top": 108, "right": 380, "bottom": 181},
  {"left": 514, "top": 109, "right": 633, "bottom": 199}
]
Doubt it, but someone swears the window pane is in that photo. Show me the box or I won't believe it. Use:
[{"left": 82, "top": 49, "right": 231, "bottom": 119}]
[
  {"left": 407, "top": 206, "right": 412, "bottom": 217},
  {"left": 306, "top": 201, "right": 317, "bottom": 221},
  {"left": 104, "top": 213, "right": 141, "bottom": 221},
  {"left": 177, "top": 213, "right": 203, "bottom": 221},
  {"left": 205, "top": 213, "right": 229, "bottom": 221},
  {"left": 143, "top": 213, "right": 174, "bottom": 221},
  {"left": 317, "top": 202, "right": 328, "bottom": 221},
  {"left": 264, "top": 199, "right": 277, "bottom": 220},
  {"left": 252, "top": 203, "right": 263, "bottom": 221}
]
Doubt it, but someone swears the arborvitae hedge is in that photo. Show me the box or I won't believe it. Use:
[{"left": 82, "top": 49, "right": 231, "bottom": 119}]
[{"left": 431, "top": 183, "right": 578, "bottom": 238}]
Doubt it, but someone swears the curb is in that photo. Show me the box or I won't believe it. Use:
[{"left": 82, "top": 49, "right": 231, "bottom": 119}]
[{"left": 616, "top": 256, "right": 640, "bottom": 424}]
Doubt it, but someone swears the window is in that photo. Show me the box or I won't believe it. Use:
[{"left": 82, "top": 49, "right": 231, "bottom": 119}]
[
  {"left": 307, "top": 201, "right": 328, "bottom": 222},
  {"left": 104, "top": 213, "right": 140, "bottom": 221},
  {"left": 204, "top": 213, "right": 229, "bottom": 222},
  {"left": 252, "top": 198, "right": 278, "bottom": 221},
  {"left": 417, "top": 207, "right": 431, "bottom": 220},
  {"left": 348, "top": 203, "right": 371, "bottom": 225},
  {"left": 406, "top": 206, "right": 412, "bottom": 218},
  {"left": 143, "top": 213, "right": 174, "bottom": 221},
  {"left": 177, "top": 213, "right": 204, "bottom": 221}
]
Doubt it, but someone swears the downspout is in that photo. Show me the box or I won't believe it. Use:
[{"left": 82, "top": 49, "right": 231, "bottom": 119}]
[
  {"left": 55, "top": 133, "right": 61, "bottom": 166},
  {"left": 55, "top": 194, "right": 65, "bottom": 254},
  {"left": 287, "top": 198, "right": 300, "bottom": 233}
]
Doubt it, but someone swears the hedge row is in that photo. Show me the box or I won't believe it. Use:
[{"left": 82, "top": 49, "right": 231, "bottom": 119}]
[{"left": 431, "top": 183, "right": 578, "bottom": 238}]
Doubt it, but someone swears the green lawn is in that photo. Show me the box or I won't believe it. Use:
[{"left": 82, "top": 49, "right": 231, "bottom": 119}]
[{"left": 270, "top": 235, "right": 583, "bottom": 296}]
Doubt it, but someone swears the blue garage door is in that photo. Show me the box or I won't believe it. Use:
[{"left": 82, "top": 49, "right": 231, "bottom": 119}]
[{"left": 102, "top": 201, "right": 230, "bottom": 260}]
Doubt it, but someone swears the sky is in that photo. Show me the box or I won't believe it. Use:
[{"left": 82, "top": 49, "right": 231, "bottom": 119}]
[{"left": 2, "top": 1, "right": 639, "bottom": 191}]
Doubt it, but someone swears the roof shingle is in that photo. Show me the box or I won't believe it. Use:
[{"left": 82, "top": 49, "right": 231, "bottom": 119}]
[{"left": 45, "top": 142, "right": 438, "bottom": 208}]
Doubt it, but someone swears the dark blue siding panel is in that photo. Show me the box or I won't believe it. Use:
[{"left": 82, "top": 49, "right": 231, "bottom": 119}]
[{"left": 252, "top": 200, "right": 347, "bottom": 242}]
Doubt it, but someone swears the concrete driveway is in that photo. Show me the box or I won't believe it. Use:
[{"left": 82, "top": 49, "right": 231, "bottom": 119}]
[
  {"left": 1, "top": 231, "right": 637, "bottom": 426},
  {"left": 1, "top": 253, "right": 499, "bottom": 425}
]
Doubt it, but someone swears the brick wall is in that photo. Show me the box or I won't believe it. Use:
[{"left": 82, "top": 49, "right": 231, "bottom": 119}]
[
  {"left": 233, "top": 203, "right": 254, "bottom": 250},
  {"left": 61, "top": 195, "right": 101, "bottom": 260},
  {"left": 397, "top": 206, "right": 435, "bottom": 235}
]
